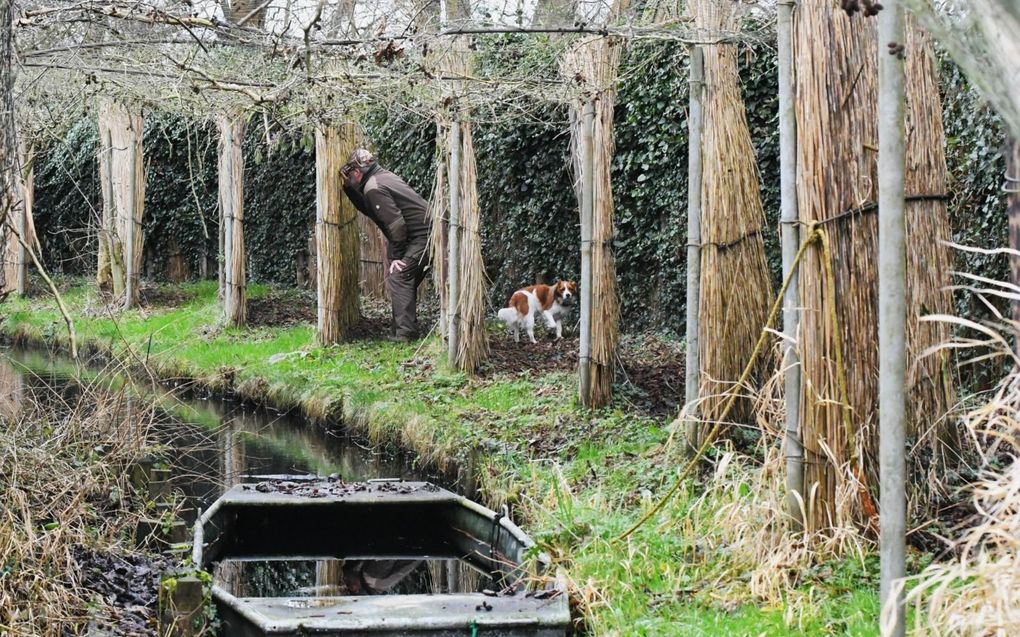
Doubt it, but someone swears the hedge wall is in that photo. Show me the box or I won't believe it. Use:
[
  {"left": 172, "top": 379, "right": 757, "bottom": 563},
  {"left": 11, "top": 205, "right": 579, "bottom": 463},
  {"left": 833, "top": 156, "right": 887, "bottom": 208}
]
[{"left": 28, "top": 41, "right": 1008, "bottom": 336}]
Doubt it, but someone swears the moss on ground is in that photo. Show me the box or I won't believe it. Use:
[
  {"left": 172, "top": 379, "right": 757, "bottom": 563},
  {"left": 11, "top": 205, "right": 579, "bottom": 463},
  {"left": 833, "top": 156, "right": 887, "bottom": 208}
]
[{"left": 0, "top": 279, "right": 881, "bottom": 636}]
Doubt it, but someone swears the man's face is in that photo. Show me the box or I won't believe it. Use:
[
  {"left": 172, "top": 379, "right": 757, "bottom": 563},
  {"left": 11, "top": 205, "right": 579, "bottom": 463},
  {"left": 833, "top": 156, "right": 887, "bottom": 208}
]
[{"left": 341, "top": 164, "right": 363, "bottom": 186}]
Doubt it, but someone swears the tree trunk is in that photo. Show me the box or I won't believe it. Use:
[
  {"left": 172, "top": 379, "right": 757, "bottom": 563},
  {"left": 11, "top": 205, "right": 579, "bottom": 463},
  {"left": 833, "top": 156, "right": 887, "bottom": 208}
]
[
  {"left": 0, "top": 0, "right": 12, "bottom": 298},
  {"left": 219, "top": 113, "right": 246, "bottom": 327},
  {"left": 16, "top": 141, "right": 36, "bottom": 295},
  {"left": 315, "top": 122, "right": 361, "bottom": 344},
  {"left": 97, "top": 100, "right": 144, "bottom": 305}
]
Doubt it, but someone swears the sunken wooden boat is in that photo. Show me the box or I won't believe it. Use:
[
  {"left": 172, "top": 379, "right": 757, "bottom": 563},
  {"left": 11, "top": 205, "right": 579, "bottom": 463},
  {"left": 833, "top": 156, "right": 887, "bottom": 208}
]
[{"left": 193, "top": 476, "right": 571, "bottom": 636}]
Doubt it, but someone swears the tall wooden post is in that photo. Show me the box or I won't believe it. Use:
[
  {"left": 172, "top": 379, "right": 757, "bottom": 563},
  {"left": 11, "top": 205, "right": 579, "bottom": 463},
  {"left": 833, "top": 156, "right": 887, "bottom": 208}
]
[
  {"left": 1007, "top": 137, "right": 1020, "bottom": 355},
  {"left": 778, "top": 0, "right": 803, "bottom": 527},
  {"left": 447, "top": 121, "right": 462, "bottom": 367},
  {"left": 16, "top": 142, "right": 33, "bottom": 295},
  {"left": 684, "top": 46, "right": 704, "bottom": 451},
  {"left": 219, "top": 113, "right": 246, "bottom": 327},
  {"left": 579, "top": 100, "right": 595, "bottom": 406},
  {"left": 878, "top": 0, "right": 907, "bottom": 634}
]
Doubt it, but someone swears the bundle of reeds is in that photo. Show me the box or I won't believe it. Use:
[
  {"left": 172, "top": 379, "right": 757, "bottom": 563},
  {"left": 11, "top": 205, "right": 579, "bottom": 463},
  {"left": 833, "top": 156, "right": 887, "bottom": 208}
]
[
  {"left": 902, "top": 16, "right": 955, "bottom": 480},
  {"left": 96, "top": 100, "right": 144, "bottom": 307},
  {"left": 794, "top": 3, "right": 954, "bottom": 531},
  {"left": 219, "top": 112, "right": 247, "bottom": 327},
  {"left": 563, "top": 36, "right": 623, "bottom": 408},
  {"left": 315, "top": 122, "right": 361, "bottom": 345},
  {"left": 454, "top": 121, "right": 490, "bottom": 373},
  {"left": 690, "top": 0, "right": 774, "bottom": 427},
  {"left": 427, "top": 118, "right": 450, "bottom": 338}
]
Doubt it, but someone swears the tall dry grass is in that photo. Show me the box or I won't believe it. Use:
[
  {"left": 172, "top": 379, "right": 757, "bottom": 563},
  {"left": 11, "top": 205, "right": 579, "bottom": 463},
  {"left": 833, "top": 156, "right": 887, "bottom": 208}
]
[
  {"left": 664, "top": 350, "right": 872, "bottom": 617},
  {"left": 906, "top": 257, "right": 1020, "bottom": 635},
  {"left": 0, "top": 363, "right": 164, "bottom": 636}
]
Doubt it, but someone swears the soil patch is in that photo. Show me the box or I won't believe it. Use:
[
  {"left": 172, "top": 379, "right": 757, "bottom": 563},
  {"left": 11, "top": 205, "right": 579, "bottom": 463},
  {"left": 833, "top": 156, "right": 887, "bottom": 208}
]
[
  {"left": 139, "top": 284, "right": 196, "bottom": 308},
  {"left": 75, "top": 546, "right": 174, "bottom": 636},
  {"left": 246, "top": 290, "right": 317, "bottom": 327},
  {"left": 618, "top": 334, "right": 686, "bottom": 417},
  {"left": 484, "top": 336, "right": 580, "bottom": 375},
  {"left": 481, "top": 331, "right": 685, "bottom": 417}
]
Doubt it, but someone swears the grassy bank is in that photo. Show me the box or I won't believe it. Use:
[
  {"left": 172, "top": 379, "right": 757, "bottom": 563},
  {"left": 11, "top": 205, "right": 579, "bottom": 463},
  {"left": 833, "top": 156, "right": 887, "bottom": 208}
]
[{"left": 1, "top": 280, "right": 881, "bottom": 635}]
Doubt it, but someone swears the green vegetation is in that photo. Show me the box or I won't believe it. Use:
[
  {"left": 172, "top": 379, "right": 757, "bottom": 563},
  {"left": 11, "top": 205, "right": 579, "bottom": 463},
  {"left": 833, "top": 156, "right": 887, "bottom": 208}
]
[{"left": 0, "top": 280, "right": 882, "bottom": 635}]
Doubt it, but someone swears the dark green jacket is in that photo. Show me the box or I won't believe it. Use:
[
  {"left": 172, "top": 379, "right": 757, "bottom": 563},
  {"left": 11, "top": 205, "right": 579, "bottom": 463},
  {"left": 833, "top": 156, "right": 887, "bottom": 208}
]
[{"left": 343, "top": 165, "right": 431, "bottom": 263}]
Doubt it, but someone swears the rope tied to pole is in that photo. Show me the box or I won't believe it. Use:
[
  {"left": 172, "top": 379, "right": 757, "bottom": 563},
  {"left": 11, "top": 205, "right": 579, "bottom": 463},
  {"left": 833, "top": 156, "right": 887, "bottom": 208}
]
[{"left": 618, "top": 223, "right": 871, "bottom": 540}]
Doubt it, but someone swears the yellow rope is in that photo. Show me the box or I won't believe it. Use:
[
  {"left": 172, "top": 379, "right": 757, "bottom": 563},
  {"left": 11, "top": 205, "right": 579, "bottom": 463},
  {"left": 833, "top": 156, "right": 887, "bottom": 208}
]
[
  {"left": 817, "top": 229, "right": 856, "bottom": 461},
  {"left": 619, "top": 224, "right": 821, "bottom": 541}
]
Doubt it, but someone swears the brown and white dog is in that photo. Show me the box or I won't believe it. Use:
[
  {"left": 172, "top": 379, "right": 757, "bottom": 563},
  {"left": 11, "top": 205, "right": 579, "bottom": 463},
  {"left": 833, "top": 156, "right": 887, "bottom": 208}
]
[{"left": 497, "top": 280, "right": 578, "bottom": 343}]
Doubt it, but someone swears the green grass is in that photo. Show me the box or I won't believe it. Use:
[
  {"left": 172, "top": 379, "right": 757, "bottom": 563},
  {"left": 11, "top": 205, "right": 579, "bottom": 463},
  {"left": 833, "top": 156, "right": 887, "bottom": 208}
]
[{"left": 1, "top": 279, "right": 883, "bottom": 635}]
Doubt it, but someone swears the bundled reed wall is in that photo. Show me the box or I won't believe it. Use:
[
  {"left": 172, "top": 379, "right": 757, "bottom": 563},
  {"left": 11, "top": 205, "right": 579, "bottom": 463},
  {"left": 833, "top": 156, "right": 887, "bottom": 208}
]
[
  {"left": 315, "top": 122, "right": 361, "bottom": 344},
  {"left": 454, "top": 120, "right": 489, "bottom": 373},
  {"left": 691, "top": 0, "right": 774, "bottom": 426},
  {"left": 428, "top": 119, "right": 449, "bottom": 338},
  {"left": 794, "top": 3, "right": 954, "bottom": 531},
  {"left": 564, "top": 37, "right": 623, "bottom": 408},
  {"left": 96, "top": 100, "right": 144, "bottom": 306},
  {"left": 219, "top": 112, "right": 246, "bottom": 327}
]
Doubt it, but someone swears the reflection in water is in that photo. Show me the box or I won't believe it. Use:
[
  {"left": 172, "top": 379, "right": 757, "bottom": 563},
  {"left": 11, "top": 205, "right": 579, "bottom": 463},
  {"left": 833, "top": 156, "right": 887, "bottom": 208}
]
[
  {"left": 215, "top": 558, "right": 490, "bottom": 597},
  {"left": 0, "top": 347, "right": 420, "bottom": 524}
]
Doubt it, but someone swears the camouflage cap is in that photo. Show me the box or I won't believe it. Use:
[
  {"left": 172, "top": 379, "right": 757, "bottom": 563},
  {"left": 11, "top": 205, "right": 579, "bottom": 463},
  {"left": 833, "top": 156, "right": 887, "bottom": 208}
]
[{"left": 346, "top": 148, "right": 375, "bottom": 169}]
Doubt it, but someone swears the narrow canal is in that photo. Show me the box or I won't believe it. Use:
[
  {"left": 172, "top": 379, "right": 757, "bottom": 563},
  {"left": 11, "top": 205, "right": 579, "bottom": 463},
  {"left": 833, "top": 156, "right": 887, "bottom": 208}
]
[{"left": 0, "top": 347, "right": 493, "bottom": 603}]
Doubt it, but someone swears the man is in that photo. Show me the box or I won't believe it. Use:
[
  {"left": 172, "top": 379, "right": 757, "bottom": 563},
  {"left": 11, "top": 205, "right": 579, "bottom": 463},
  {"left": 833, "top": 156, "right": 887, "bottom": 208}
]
[{"left": 340, "top": 149, "right": 432, "bottom": 342}]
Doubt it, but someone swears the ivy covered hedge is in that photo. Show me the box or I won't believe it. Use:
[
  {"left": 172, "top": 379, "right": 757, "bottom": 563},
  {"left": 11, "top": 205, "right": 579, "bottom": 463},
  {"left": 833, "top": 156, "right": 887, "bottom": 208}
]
[{"left": 29, "top": 41, "right": 1008, "bottom": 335}]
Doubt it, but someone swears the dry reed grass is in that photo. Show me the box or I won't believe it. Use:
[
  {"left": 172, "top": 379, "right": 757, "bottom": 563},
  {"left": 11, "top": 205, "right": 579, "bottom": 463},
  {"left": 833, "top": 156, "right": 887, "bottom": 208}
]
[
  {"left": 563, "top": 36, "right": 623, "bottom": 408},
  {"left": 427, "top": 118, "right": 450, "bottom": 339},
  {"left": 0, "top": 363, "right": 164, "bottom": 636},
  {"left": 690, "top": 0, "right": 774, "bottom": 427},
  {"left": 794, "top": 2, "right": 954, "bottom": 531},
  {"left": 315, "top": 122, "right": 361, "bottom": 344},
  {"left": 663, "top": 350, "right": 872, "bottom": 619},
  {"left": 904, "top": 267, "right": 1020, "bottom": 635},
  {"left": 96, "top": 100, "right": 144, "bottom": 304}
]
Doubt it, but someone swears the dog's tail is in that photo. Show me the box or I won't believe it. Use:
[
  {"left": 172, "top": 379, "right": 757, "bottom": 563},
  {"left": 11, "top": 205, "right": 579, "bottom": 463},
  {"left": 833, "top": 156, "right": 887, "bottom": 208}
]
[{"left": 497, "top": 307, "right": 518, "bottom": 325}]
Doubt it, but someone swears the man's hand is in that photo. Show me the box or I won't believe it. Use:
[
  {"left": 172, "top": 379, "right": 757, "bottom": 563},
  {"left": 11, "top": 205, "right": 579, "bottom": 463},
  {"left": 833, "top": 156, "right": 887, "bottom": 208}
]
[{"left": 389, "top": 259, "right": 407, "bottom": 274}]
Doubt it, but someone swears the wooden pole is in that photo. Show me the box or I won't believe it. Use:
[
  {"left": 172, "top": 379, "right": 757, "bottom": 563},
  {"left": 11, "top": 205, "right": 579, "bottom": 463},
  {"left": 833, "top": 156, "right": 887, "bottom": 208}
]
[
  {"left": 15, "top": 141, "right": 31, "bottom": 295},
  {"left": 447, "top": 120, "right": 462, "bottom": 367},
  {"left": 778, "top": 0, "right": 803, "bottom": 528},
  {"left": 579, "top": 99, "right": 595, "bottom": 407},
  {"left": 124, "top": 130, "right": 138, "bottom": 309},
  {"left": 684, "top": 46, "right": 704, "bottom": 452},
  {"left": 878, "top": 0, "right": 907, "bottom": 634},
  {"left": 1007, "top": 136, "right": 1020, "bottom": 355},
  {"left": 219, "top": 113, "right": 246, "bottom": 327}
]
